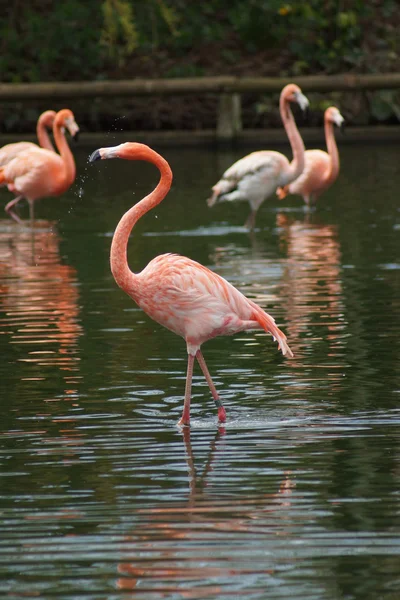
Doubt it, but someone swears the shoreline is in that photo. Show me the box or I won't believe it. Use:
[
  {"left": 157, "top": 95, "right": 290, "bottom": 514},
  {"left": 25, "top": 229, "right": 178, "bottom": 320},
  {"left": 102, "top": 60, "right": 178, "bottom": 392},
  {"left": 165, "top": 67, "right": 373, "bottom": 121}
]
[{"left": 1, "top": 126, "right": 399, "bottom": 148}]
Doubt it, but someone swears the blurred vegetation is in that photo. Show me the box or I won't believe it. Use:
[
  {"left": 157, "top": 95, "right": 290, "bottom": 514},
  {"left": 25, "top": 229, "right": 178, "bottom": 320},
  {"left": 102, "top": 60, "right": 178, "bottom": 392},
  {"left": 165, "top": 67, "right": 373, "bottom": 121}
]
[
  {"left": 2, "top": 0, "right": 398, "bottom": 81},
  {"left": 1, "top": 0, "right": 400, "bottom": 130}
]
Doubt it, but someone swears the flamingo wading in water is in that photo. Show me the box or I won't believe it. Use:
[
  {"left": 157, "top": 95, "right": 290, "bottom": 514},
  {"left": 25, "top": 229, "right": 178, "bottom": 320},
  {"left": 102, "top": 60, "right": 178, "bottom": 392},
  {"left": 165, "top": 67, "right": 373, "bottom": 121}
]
[
  {"left": 0, "top": 109, "right": 79, "bottom": 223},
  {"left": 277, "top": 106, "right": 344, "bottom": 207},
  {"left": 89, "top": 142, "right": 293, "bottom": 426},
  {"left": 207, "top": 84, "right": 309, "bottom": 229},
  {"left": 0, "top": 110, "right": 57, "bottom": 167}
]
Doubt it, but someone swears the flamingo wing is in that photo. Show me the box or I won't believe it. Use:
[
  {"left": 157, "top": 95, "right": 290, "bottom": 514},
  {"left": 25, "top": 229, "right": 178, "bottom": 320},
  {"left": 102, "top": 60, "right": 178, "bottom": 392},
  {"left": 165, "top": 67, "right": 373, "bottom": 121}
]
[
  {"left": 208, "top": 151, "right": 290, "bottom": 209},
  {"left": 223, "top": 151, "right": 286, "bottom": 181},
  {"left": 0, "top": 142, "right": 39, "bottom": 168}
]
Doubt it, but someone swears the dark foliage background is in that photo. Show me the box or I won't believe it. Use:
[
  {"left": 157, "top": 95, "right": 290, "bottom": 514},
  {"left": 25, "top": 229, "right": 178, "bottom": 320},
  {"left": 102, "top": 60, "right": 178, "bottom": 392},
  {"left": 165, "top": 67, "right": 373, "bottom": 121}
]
[{"left": 1, "top": 0, "right": 400, "bottom": 131}]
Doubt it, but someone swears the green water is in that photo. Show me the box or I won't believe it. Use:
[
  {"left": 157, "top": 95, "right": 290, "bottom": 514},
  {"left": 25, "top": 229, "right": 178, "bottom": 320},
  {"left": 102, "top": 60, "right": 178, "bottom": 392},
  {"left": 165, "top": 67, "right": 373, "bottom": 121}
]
[{"left": 0, "top": 141, "right": 399, "bottom": 599}]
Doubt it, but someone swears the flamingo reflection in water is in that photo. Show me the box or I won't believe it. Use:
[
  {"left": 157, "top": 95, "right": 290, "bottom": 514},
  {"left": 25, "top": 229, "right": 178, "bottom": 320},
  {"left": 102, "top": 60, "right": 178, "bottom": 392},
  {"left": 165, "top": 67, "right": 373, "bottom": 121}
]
[
  {"left": 277, "top": 213, "right": 346, "bottom": 375},
  {"left": 116, "top": 428, "right": 295, "bottom": 595},
  {"left": 0, "top": 221, "right": 82, "bottom": 394},
  {"left": 207, "top": 213, "right": 346, "bottom": 402}
]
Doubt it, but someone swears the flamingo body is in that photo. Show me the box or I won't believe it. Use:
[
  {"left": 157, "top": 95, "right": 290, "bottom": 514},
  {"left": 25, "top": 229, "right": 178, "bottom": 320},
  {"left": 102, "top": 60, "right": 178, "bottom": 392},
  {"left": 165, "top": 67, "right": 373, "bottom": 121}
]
[
  {"left": 2, "top": 149, "right": 68, "bottom": 201},
  {"left": 0, "top": 142, "right": 39, "bottom": 166},
  {"left": 277, "top": 106, "right": 344, "bottom": 206},
  {"left": 0, "top": 110, "right": 57, "bottom": 167},
  {"left": 207, "top": 84, "right": 309, "bottom": 229},
  {"left": 0, "top": 109, "right": 79, "bottom": 223},
  {"left": 128, "top": 252, "right": 292, "bottom": 357},
  {"left": 90, "top": 142, "right": 293, "bottom": 426},
  {"left": 284, "top": 150, "right": 331, "bottom": 204}
]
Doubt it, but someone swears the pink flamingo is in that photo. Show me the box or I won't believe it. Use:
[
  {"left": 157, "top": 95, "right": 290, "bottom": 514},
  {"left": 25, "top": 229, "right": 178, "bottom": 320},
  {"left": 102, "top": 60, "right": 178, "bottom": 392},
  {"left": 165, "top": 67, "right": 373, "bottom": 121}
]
[
  {"left": 0, "top": 109, "right": 79, "bottom": 223},
  {"left": 277, "top": 106, "right": 344, "bottom": 207},
  {"left": 0, "top": 110, "right": 57, "bottom": 167},
  {"left": 89, "top": 142, "right": 293, "bottom": 426},
  {"left": 207, "top": 84, "right": 309, "bottom": 229}
]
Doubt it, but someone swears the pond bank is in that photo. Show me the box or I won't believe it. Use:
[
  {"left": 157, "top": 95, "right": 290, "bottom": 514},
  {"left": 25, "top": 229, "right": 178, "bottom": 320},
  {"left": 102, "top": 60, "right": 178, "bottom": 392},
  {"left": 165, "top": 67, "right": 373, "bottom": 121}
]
[{"left": 1, "top": 125, "right": 399, "bottom": 149}]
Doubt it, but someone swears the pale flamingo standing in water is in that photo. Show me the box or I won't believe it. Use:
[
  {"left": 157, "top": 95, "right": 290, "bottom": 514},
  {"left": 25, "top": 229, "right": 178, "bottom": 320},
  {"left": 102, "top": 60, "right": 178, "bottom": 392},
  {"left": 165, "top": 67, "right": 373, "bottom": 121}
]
[
  {"left": 89, "top": 142, "right": 293, "bottom": 426},
  {"left": 0, "top": 109, "right": 79, "bottom": 223},
  {"left": 207, "top": 84, "right": 309, "bottom": 229},
  {"left": 277, "top": 106, "right": 344, "bottom": 207},
  {"left": 0, "top": 110, "right": 57, "bottom": 167}
]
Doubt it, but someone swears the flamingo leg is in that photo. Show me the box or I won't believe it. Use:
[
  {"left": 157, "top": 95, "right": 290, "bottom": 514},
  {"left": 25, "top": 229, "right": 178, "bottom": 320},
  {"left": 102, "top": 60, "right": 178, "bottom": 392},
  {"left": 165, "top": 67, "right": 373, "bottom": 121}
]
[
  {"left": 28, "top": 200, "right": 35, "bottom": 223},
  {"left": 5, "top": 196, "right": 24, "bottom": 224},
  {"left": 196, "top": 350, "right": 226, "bottom": 423},
  {"left": 303, "top": 195, "right": 316, "bottom": 212},
  {"left": 244, "top": 210, "right": 257, "bottom": 231},
  {"left": 178, "top": 353, "right": 195, "bottom": 427}
]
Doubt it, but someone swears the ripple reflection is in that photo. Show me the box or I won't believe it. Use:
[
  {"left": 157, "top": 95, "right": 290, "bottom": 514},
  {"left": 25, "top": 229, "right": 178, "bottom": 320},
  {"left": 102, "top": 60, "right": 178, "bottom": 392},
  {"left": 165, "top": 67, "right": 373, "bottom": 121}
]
[
  {"left": 0, "top": 221, "right": 82, "bottom": 392},
  {"left": 116, "top": 427, "right": 296, "bottom": 597}
]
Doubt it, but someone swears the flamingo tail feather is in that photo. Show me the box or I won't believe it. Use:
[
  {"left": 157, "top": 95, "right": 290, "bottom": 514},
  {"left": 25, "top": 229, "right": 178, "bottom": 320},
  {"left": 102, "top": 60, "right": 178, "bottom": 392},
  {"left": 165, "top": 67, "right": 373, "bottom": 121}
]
[{"left": 251, "top": 304, "right": 294, "bottom": 358}]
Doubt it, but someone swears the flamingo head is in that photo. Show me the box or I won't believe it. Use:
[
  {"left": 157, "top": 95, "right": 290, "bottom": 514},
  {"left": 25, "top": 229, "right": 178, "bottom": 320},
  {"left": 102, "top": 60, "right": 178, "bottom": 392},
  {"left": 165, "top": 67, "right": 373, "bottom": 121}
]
[
  {"left": 56, "top": 109, "right": 80, "bottom": 141},
  {"left": 89, "top": 142, "right": 173, "bottom": 201},
  {"left": 89, "top": 142, "right": 161, "bottom": 163},
  {"left": 326, "top": 106, "right": 345, "bottom": 130},
  {"left": 282, "top": 84, "right": 309, "bottom": 114}
]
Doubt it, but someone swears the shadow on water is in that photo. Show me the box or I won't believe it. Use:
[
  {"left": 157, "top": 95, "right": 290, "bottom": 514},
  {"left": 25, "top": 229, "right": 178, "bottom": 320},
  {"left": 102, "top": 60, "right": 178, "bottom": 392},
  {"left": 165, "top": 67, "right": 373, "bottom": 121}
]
[{"left": 0, "top": 143, "right": 400, "bottom": 599}]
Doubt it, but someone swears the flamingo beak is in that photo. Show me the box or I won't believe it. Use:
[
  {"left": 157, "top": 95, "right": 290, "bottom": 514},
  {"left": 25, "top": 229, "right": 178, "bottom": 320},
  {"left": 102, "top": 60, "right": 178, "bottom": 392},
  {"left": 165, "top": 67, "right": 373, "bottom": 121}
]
[
  {"left": 334, "top": 113, "right": 345, "bottom": 132},
  {"left": 65, "top": 117, "right": 80, "bottom": 142},
  {"left": 89, "top": 149, "right": 102, "bottom": 163},
  {"left": 294, "top": 91, "right": 309, "bottom": 113},
  {"left": 89, "top": 145, "right": 121, "bottom": 162}
]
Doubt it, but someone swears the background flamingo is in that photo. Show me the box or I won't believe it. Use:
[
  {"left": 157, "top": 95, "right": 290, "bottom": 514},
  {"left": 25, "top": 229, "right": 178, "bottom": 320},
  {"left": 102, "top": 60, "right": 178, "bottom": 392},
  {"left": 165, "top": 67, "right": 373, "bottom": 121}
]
[
  {"left": 89, "top": 142, "right": 293, "bottom": 426},
  {"left": 0, "top": 110, "right": 57, "bottom": 166},
  {"left": 207, "top": 84, "right": 309, "bottom": 229},
  {"left": 277, "top": 106, "right": 344, "bottom": 207},
  {"left": 0, "top": 109, "right": 79, "bottom": 223}
]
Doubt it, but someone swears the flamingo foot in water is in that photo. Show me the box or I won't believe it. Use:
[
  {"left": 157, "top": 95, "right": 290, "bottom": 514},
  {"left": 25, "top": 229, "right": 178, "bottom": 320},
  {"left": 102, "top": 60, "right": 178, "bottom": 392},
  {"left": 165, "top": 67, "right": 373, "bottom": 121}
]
[
  {"left": 244, "top": 210, "right": 257, "bottom": 231},
  {"left": 217, "top": 405, "right": 227, "bottom": 423},
  {"left": 178, "top": 406, "right": 226, "bottom": 426}
]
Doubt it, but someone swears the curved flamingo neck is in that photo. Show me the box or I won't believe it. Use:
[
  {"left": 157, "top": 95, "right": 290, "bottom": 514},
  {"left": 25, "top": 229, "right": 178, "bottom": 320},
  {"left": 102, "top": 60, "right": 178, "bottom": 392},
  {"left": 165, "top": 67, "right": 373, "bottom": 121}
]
[
  {"left": 36, "top": 113, "right": 55, "bottom": 152},
  {"left": 53, "top": 119, "right": 76, "bottom": 188},
  {"left": 110, "top": 148, "right": 173, "bottom": 295},
  {"left": 324, "top": 117, "right": 340, "bottom": 186},
  {"left": 280, "top": 94, "right": 305, "bottom": 183}
]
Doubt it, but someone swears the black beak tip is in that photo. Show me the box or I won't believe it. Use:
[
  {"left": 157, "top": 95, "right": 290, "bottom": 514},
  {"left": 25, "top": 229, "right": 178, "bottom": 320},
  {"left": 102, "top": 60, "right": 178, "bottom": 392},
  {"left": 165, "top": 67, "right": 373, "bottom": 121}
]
[
  {"left": 89, "top": 149, "right": 101, "bottom": 163},
  {"left": 73, "top": 132, "right": 79, "bottom": 143}
]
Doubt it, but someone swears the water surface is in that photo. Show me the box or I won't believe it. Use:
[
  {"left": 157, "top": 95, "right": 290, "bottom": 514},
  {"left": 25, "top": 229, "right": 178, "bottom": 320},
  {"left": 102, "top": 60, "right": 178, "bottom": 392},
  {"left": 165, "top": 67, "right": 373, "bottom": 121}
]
[{"left": 0, "top": 141, "right": 399, "bottom": 599}]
